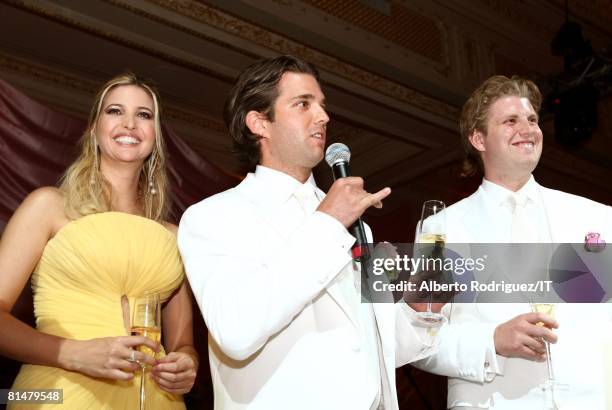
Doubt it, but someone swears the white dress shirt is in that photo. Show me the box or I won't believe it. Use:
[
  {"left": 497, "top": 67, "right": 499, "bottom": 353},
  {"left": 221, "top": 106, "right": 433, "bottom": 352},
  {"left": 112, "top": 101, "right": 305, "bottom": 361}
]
[{"left": 480, "top": 176, "right": 552, "bottom": 243}]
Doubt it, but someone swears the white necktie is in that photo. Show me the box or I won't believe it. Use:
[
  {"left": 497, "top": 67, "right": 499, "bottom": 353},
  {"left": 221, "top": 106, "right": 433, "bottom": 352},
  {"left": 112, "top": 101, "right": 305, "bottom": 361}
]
[
  {"left": 293, "top": 183, "right": 319, "bottom": 215},
  {"left": 510, "top": 192, "right": 537, "bottom": 242}
]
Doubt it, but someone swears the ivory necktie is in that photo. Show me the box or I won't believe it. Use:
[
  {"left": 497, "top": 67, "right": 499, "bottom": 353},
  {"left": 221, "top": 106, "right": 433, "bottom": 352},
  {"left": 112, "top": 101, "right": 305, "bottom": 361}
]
[
  {"left": 510, "top": 192, "right": 537, "bottom": 242},
  {"left": 294, "top": 183, "right": 319, "bottom": 215}
]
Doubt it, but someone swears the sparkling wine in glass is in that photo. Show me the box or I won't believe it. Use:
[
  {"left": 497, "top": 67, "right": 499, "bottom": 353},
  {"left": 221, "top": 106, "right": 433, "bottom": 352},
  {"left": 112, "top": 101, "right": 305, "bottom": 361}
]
[
  {"left": 530, "top": 303, "right": 569, "bottom": 409},
  {"left": 415, "top": 200, "right": 447, "bottom": 326},
  {"left": 131, "top": 293, "right": 161, "bottom": 410},
  {"left": 532, "top": 304, "right": 556, "bottom": 380}
]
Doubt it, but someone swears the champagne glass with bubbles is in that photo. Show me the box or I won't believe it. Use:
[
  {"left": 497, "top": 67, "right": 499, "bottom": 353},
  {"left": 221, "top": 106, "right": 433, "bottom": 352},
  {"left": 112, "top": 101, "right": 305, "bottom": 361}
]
[
  {"left": 131, "top": 293, "right": 161, "bottom": 410},
  {"left": 415, "top": 200, "right": 447, "bottom": 326},
  {"left": 530, "top": 302, "right": 569, "bottom": 409}
]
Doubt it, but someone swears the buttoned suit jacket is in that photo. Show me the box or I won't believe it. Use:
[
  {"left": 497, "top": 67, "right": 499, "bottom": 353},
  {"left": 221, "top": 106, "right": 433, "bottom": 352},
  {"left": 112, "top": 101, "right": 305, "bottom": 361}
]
[
  {"left": 178, "top": 171, "right": 436, "bottom": 410},
  {"left": 413, "top": 180, "right": 612, "bottom": 409}
]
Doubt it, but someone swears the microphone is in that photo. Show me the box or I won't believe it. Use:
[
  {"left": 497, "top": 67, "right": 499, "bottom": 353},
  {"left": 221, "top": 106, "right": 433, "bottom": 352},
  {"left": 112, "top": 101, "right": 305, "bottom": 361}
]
[{"left": 325, "top": 143, "right": 369, "bottom": 261}]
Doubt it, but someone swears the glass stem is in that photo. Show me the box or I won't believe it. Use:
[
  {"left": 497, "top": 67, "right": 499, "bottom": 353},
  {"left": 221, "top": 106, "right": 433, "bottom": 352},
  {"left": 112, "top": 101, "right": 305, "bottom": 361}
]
[
  {"left": 139, "top": 365, "right": 146, "bottom": 410},
  {"left": 545, "top": 341, "right": 554, "bottom": 380},
  {"left": 426, "top": 295, "right": 433, "bottom": 314}
]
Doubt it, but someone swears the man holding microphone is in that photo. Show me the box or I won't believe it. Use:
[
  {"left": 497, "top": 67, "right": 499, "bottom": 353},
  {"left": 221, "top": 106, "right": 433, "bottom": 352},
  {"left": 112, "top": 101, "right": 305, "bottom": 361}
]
[{"left": 178, "top": 55, "right": 442, "bottom": 409}]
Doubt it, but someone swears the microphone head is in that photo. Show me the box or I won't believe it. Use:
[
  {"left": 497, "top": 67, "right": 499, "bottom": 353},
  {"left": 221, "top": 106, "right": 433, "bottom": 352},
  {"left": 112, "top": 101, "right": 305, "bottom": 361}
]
[{"left": 325, "top": 143, "right": 351, "bottom": 167}]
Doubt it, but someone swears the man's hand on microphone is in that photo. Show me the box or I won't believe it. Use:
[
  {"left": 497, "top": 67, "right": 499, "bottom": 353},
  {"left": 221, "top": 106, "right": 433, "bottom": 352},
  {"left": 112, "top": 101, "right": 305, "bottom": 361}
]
[{"left": 317, "top": 177, "right": 391, "bottom": 228}]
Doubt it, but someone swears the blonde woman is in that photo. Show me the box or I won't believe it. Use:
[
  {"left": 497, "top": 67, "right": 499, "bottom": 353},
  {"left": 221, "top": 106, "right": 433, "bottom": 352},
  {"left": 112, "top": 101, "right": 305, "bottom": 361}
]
[{"left": 0, "top": 73, "right": 197, "bottom": 408}]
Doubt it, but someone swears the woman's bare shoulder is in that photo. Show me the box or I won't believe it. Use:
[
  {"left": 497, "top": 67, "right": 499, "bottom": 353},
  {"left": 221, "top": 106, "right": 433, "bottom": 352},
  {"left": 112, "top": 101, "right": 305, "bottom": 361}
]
[
  {"left": 20, "top": 187, "right": 68, "bottom": 234},
  {"left": 0, "top": 187, "right": 68, "bottom": 244},
  {"left": 26, "top": 186, "right": 64, "bottom": 203}
]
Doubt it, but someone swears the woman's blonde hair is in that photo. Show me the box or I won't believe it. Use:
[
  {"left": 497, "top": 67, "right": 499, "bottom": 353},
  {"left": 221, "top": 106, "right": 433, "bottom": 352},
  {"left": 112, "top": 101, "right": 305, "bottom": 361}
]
[{"left": 60, "top": 73, "right": 168, "bottom": 222}]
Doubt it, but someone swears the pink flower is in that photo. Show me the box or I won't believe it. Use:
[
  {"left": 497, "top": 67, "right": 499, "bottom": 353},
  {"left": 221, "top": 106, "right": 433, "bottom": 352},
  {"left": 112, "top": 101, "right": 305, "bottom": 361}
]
[{"left": 585, "top": 232, "right": 606, "bottom": 252}]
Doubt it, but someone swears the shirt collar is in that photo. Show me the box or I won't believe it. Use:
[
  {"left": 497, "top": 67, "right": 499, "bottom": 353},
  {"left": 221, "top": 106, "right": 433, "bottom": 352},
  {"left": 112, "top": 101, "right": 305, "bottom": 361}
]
[
  {"left": 253, "top": 165, "right": 319, "bottom": 203},
  {"left": 481, "top": 175, "right": 539, "bottom": 207}
]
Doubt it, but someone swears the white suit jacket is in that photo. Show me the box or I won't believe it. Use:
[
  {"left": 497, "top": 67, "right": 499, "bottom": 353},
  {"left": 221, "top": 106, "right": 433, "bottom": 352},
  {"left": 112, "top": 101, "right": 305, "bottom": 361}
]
[
  {"left": 413, "top": 178, "right": 612, "bottom": 409},
  {"left": 178, "top": 166, "right": 437, "bottom": 410}
]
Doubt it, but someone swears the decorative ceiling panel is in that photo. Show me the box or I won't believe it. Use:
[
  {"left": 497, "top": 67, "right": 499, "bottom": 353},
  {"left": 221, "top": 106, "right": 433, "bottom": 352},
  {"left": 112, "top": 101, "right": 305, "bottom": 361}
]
[
  {"left": 302, "top": 0, "right": 444, "bottom": 63},
  {"left": 153, "top": 0, "right": 458, "bottom": 120}
]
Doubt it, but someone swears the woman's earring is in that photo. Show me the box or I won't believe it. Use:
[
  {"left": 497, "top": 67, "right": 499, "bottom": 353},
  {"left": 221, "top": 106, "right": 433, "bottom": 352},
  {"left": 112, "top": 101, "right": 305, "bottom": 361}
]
[
  {"left": 148, "top": 178, "right": 157, "bottom": 195},
  {"left": 91, "top": 137, "right": 99, "bottom": 186},
  {"left": 147, "top": 153, "right": 157, "bottom": 195}
]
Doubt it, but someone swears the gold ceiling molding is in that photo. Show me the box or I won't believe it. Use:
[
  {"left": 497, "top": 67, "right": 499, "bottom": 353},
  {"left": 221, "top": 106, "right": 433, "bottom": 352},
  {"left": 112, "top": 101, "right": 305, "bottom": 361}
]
[
  {"left": 301, "top": 0, "right": 446, "bottom": 64},
  {"left": 144, "top": 0, "right": 458, "bottom": 120},
  {"left": 0, "top": 52, "right": 225, "bottom": 132},
  {"left": 0, "top": 52, "right": 98, "bottom": 95},
  {"left": 5, "top": 0, "right": 228, "bottom": 80},
  {"left": 6, "top": 0, "right": 458, "bottom": 120},
  {"left": 103, "top": 0, "right": 260, "bottom": 62}
]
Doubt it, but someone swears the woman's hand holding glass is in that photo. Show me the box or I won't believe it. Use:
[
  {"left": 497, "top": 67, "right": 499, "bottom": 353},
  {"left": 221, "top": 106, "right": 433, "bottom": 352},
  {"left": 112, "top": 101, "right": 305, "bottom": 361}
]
[{"left": 59, "top": 335, "right": 159, "bottom": 380}]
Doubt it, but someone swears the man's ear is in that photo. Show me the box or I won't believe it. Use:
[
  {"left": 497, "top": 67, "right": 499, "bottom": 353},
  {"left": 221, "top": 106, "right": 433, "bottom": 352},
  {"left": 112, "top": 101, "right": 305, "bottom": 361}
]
[
  {"left": 468, "top": 130, "right": 486, "bottom": 152},
  {"left": 245, "top": 111, "right": 269, "bottom": 139}
]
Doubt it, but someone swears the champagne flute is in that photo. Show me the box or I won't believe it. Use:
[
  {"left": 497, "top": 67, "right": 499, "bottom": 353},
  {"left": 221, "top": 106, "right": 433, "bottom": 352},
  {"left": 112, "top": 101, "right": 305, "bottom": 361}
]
[
  {"left": 415, "top": 200, "right": 447, "bottom": 326},
  {"left": 131, "top": 293, "right": 161, "bottom": 410},
  {"left": 530, "top": 303, "right": 569, "bottom": 409}
]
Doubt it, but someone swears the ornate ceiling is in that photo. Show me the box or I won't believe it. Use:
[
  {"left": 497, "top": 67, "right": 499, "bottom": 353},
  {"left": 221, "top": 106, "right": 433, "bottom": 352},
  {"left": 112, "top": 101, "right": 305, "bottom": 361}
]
[{"left": 0, "top": 0, "right": 611, "bottom": 236}]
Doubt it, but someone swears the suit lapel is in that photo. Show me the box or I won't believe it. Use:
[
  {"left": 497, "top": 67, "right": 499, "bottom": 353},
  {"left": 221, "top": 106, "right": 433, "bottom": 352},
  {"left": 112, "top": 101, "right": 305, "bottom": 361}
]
[
  {"left": 461, "top": 188, "right": 505, "bottom": 243},
  {"left": 539, "top": 186, "right": 583, "bottom": 242},
  {"left": 539, "top": 187, "right": 560, "bottom": 242},
  {"left": 235, "top": 174, "right": 296, "bottom": 241},
  {"left": 239, "top": 173, "right": 360, "bottom": 328},
  {"left": 314, "top": 186, "right": 360, "bottom": 328},
  {"left": 539, "top": 186, "right": 585, "bottom": 243},
  {"left": 326, "top": 267, "right": 360, "bottom": 328}
]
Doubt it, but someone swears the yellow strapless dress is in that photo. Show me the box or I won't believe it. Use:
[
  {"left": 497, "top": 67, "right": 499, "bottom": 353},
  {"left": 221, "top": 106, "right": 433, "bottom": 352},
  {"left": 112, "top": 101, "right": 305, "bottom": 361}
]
[{"left": 10, "top": 212, "right": 186, "bottom": 409}]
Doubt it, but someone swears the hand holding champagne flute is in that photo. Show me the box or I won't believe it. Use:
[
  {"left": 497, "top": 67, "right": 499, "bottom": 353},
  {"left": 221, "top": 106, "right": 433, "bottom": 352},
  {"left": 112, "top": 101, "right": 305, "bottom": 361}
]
[
  {"left": 530, "top": 303, "right": 569, "bottom": 410},
  {"left": 131, "top": 293, "right": 161, "bottom": 410},
  {"left": 531, "top": 304, "right": 556, "bottom": 379}
]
